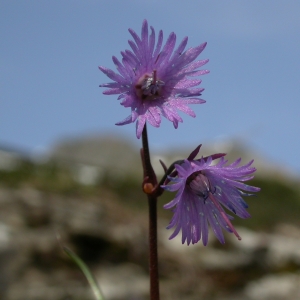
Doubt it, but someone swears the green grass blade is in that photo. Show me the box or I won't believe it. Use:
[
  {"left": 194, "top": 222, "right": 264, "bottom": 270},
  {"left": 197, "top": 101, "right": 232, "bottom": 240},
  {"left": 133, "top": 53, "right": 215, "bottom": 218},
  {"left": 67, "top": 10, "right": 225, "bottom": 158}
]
[{"left": 64, "top": 246, "right": 105, "bottom": 300}]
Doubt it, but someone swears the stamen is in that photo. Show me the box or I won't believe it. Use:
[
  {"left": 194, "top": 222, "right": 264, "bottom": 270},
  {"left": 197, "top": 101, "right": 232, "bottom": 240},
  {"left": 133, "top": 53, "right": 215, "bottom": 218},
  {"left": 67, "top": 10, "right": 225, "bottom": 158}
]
[
  {"left": 189, "top": 173, "right": 211, "bottom": 196},
  {"left": 135, "top": 70, "right": 164, "bottom": 100},
  {"left": 153, "top": 69, "right": 157, "bottom": 83},
  {"left": 208, "top": 192, "right": 242, "bottom": 241}
]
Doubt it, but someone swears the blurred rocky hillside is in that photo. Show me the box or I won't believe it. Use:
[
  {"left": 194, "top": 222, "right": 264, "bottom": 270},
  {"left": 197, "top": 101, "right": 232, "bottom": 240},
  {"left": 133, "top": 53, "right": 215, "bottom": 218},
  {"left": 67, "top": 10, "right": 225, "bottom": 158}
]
[{"left": 0, "top": 135, "right": 300, "bottom": 300}]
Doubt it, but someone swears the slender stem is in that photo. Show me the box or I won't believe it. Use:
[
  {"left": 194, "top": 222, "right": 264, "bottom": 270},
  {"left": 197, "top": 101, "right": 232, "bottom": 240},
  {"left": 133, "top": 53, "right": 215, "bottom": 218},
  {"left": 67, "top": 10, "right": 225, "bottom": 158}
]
[
  {"left": 147, "top": 194, "right": 159, "bottom": 300},
  {"left": 141, "top": 124, "right": 154, "bottom": 181},
  {"left": 141, "top": 124, "right": 160, "bottom": 300}
]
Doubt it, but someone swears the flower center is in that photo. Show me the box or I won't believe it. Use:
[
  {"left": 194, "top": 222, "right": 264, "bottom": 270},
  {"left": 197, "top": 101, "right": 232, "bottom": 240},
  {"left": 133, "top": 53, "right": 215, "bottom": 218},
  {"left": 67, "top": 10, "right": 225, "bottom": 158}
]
[
  {"left": 187, "top": 171, "right": 241, "bottom": 240},
  {"left": 188, "top": 172, "right": 214, "bottom": 200},
  {"left": 188, "top": 171, "right": 242, "bottom": 240},
  {"left": 135, "top": 70, "right": 164, "bottom": 100}
]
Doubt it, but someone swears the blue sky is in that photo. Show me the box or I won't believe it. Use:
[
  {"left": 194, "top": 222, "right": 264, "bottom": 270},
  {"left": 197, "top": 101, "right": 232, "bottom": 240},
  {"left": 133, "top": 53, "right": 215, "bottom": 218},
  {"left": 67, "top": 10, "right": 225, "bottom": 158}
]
[{"left": 1, "top": 1, "right": 300, "bottom": 174}]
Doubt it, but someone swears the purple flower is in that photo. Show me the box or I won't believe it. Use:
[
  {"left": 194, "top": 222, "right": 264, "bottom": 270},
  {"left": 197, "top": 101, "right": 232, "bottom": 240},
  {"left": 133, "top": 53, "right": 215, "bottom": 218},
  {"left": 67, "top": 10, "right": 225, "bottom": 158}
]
[
  {"left": 162, "top": 146, "right": 260, "bottom": 246},
  {"left": 99, "top": 20, "right": 209, "bottom": 138}
]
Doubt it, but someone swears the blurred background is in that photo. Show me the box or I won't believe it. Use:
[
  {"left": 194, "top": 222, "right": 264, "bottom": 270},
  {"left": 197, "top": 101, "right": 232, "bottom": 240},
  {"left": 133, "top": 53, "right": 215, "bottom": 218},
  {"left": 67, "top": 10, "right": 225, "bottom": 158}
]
[{"left": 1, "top": 1, "right": 300, "bottom": 299}]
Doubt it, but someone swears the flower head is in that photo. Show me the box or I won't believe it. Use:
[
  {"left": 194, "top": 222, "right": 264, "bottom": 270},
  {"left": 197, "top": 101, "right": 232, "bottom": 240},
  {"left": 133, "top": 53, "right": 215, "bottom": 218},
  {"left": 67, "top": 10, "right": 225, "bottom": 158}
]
[
  {"left": 99, "top": 20, "right": 209, "bottom": 138},
  {"left": 162, "top": 145, "right": 260, "bottom": 246}
]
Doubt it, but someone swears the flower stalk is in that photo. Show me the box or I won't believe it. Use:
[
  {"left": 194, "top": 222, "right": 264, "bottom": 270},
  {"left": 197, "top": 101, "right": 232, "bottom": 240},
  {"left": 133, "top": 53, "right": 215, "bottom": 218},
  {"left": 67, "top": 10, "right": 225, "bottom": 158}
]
[{"left": 141, "top": 124, "right": 160, "bottom": 300}]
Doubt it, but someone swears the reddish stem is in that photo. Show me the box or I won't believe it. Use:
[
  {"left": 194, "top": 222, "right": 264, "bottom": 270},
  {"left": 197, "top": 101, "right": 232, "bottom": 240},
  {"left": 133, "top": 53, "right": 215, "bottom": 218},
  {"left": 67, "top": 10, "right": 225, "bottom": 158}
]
[{"left": 141, "top": 124, "right": 160, "bottom": 300}]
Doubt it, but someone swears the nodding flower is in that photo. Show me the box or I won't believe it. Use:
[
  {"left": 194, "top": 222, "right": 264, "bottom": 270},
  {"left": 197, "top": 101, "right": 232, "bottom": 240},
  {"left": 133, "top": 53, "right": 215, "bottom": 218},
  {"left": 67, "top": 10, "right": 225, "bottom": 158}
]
[{"left": 162, "top": 145, "right": 260, "bottom": 246}]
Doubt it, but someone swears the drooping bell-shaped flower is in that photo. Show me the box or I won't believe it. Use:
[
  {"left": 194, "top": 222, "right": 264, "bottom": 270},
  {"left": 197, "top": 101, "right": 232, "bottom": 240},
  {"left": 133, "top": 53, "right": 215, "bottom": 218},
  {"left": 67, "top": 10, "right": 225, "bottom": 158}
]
[{"left": 162, "top": 146, "right": 260, "bottom": 245}]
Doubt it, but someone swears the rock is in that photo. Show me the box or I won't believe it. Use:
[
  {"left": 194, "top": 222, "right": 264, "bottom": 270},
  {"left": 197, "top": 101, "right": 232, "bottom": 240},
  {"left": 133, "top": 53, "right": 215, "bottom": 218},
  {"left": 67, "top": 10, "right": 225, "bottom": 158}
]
[{"left": 245, "top": 273, "right": 300, "bottom": 300}]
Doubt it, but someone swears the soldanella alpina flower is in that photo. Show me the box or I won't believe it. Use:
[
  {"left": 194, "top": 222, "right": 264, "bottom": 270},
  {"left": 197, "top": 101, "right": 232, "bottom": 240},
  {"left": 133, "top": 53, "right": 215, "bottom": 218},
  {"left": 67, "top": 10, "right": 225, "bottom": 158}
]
[
  {"left": 99, "top": 20, "right": 209, "bottom": 138},
  {"left": 162, "top": 146, "right": 260, "bottom": 246}
]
